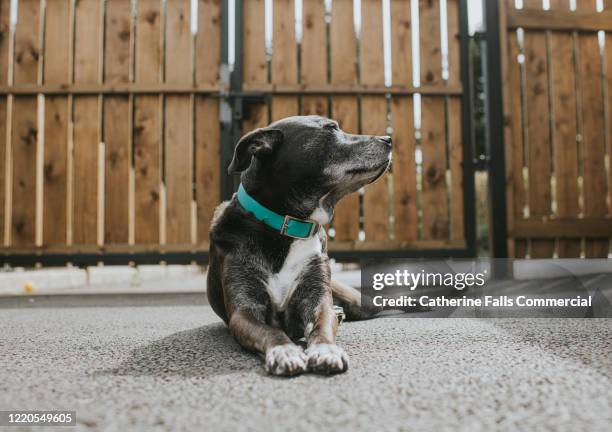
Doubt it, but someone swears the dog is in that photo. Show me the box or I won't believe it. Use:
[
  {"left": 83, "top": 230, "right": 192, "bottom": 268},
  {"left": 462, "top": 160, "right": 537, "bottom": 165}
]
[{"left": 207, "top": 115, "right": 391, "bottom": 376}]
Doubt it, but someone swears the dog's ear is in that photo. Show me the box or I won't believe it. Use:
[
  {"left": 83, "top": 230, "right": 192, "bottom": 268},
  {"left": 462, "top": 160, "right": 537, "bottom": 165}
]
[{"left": 227, "top": 128, "right": 283, "bottom": 174}]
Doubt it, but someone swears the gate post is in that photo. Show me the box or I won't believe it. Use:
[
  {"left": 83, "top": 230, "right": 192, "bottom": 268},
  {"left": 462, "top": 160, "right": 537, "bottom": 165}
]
[{"left": 483, "top": 1, "right": 509, "bottom": 267}]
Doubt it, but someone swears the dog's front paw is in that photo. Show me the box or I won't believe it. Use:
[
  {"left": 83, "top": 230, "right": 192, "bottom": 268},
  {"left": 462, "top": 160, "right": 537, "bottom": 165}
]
[
  {"left": 265, "top": 344, "right": 308, "bottom": 376},
  {"left": 305, "top": 343, "right": 349, "bottom": 374}
]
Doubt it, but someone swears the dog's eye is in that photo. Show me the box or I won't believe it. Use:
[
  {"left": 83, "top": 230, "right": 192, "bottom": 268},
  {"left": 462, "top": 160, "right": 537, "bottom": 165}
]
[{"left": 325, "top": 122, "right": 339, "bottom": 131}]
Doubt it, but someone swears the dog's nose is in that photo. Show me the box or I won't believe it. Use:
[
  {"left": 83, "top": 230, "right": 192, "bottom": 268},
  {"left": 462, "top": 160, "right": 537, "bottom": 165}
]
[{"left": 378, "top": 135, "right": 392, "bottom": 148}]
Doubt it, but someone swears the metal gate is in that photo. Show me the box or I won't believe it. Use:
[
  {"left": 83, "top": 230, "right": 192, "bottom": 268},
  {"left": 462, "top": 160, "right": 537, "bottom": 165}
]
[
  {"left": 0, "top": 0, "right": 477, "bottom": 266},
  {"left": 221, "top": 0, "right": 477, "bottom": 261}
]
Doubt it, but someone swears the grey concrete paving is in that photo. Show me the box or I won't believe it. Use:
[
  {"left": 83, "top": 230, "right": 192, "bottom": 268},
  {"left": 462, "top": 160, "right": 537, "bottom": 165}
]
[{"left": 1, "top": 295, "right": 611, "bottom": 432}]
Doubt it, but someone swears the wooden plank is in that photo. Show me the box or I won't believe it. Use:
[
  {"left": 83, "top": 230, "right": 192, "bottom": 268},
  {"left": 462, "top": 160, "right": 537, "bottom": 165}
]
[
  {"left": 391, "top": 0, "right": 412, "bottom": 86},
  {"left": 446, "top": 0, "right": 461, "bottom": 87},
  {"left": 42, "top": 0, "right": 71, "bottom": 245},
  {"left": 330, "top": 0, "right": 359, "bottom": 241},
  {"left": 103, "top": 97, "right": 130, "bottom": 243},
  {"left": 505, "top": 27, "right": 527, "bottom": 257},
  {"left": 11, "top": 0, "right": 40, "bottom": 246},
  {"left": 419, "top": 0, "right": 441, "bottom": 87},
  {"left": 513, "top": 218, "right": 612, "bottom": 238},
  {"left": 420, "top": 97, "right": 449, "bottom": 240},
  {"left": 361, "top": 0, "right": 388, "bottom": 241},
  {"left": 72, "top": 97, "right": 99, "bottom": 245},
  {"left": 14, "top": 0, "right": 40, "bottom": 86},
  {"left": 164, "top": 0, "right": 192, "bottom": 244},
  {"left": 548, "top": 1, "right": 581, "bottom": 257},
  {"left": 134, "top": 0, "right": 162, "bottom": 244},
  {"left": 448, "top": 97, "right": 464, "bottom": 243},
  {"left": 607, "top": 1, "right": 612, "bottom": 232},
  {"left": 271, "top": 0, "right": 297, "bottom": 121},
  {"left": 103, "top": 0, "right": 131, "bottom": 244},
  {"left": 73, "top": 0, "right": 101, "bottom": 245},
  {"left": 419, "top": 0, "right": 448, "bottom": 241},
  {"left": 135, "top": 0, "right": 162, "bottom": 84},
  {"left": 0, "top": 0, "right": 11, "bottom": 243},
  {"left": 195, "top": 97, "right": 219, "bottom": 242},
  {"left": 133, "top": 96, "right": 161, "bottom": 244},
  {"left": 0, "top": 83, "right": 460, "bottom": 96},
  {"left": 164, "top": 97, "right": 192, "bottom": 244},
  {"left": 576, "top": 0, "right": 609, "bottom": 257},
  {"left": 243, "top": 0, "right": 266, "bottom": 86},
  {"left": 328, "top": 239, "right": 465, "bottom": 252},
  {"left": 446, "top": 0, "right": 463, "bottom": 243},
  {"left": 0, "top": 98, "right": 4, "bottom": 244},
  {"left": 300, "top": 0, "right": 327, "bottom": 116},
  {"left": 390, "top": 97, "right": 417, "bottom": 241},
  {"left": 195, "top": 0, "right": 221, "bottom": 241},
  {"left": 43, "top": 97, "right": 69, "bottom": 245},
  {"left": 10, "top": 98, "right": 37, "bottom": 246},
  {"left": 0, "top": 0, "right": 9, "bottom": 84},
  {"left": 506, "top": 8, "right": 612, "bottom": 32},
  {"left": 523, "top": 30, "right": 554, "bottom": 257},
  {"left": 605, "top": 0, "right": 612, "bottom": 256},
  {"left": 196, "top": 0, "right": 221, "bottom": 86},
  {"left": 389, "top": 0, "right": 416, "bottom": 242},
  {"left": 242, "top": 0, "right": 267, "bottom": 138}
]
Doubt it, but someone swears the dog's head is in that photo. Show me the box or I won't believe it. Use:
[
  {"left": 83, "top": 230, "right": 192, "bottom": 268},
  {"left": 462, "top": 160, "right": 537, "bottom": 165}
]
[{"left": 228, "top": 115, "right": 392, "bottom": 222}]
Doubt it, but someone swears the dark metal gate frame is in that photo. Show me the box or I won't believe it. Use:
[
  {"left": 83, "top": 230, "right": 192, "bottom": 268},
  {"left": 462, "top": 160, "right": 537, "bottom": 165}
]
[{"left": 2, "top": 0, "right": 509, "bottom": 267}]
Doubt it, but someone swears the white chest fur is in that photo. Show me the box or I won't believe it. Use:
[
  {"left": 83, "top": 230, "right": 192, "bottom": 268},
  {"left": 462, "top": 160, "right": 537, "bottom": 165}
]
[{"left": 266, "top": 235, "right": 322, "bottom": 310}]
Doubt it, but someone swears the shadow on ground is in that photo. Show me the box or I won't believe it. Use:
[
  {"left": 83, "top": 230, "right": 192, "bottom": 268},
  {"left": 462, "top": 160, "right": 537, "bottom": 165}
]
[
  {"left": 489, "top": 319, "right": 612, "bottom": 379},
  {"left": 104, "top": 323, "right": 261, "bottom": 379}
]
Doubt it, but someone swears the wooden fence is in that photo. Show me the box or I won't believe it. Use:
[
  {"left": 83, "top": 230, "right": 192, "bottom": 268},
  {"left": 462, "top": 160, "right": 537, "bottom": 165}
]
[
  {"left": 503, "top": 0, "right": 612, "bottom": 258},
  {"left": 0, "top": 0, "right": 221, "bottom": 260},
  {"left": 0, "top": 0, "right": 470, "bottom": 264}
]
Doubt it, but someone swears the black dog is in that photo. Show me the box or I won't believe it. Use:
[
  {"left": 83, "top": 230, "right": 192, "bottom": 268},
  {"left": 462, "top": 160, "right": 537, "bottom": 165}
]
[{"left": 207, "top": 115, "right": 391, "bottom": 376}]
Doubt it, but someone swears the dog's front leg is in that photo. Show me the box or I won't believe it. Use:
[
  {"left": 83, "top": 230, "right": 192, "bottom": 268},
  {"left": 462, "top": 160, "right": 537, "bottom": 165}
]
[
  {"left": 303, "top": 296, "right": 349, "bottom": 374},
  {"left": 229, "top": 308, "right": 307, "bottom": 376},
  {"left": 290, "top": 272, "right": 349, "bottom": 374}
]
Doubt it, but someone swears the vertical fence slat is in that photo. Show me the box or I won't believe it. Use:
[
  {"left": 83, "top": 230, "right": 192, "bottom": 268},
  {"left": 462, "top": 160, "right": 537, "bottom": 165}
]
[
  {"left": 390, "top": 0, "right": 416, "bottom": 242},
  {"left": 242, "top": 0, "right": 267, "bottom": 133},
  {"left": 506, "top": 18, "right": 527, "bottom": 257},
  {"left": 271, "top": 0, "right": 297, "bottom": 121},
  {"left": 576, "top": 1, "right": 608, "bottom": 257},
  {"left": 165, "top": 0, "right": 192, "bottom": 244},
  {"left": 549, "top": 1, "right": 580, "bottom": 257},
  {"left": 11, "top": 0, "right": 40, "bottom": 246},
  {"left": 330, "top": 0, "right": 359, "bottom": 241},
  {"left": 419, "top": 0, "right": 448, "bottom": 241},
  {"left": 523, "top": 25, "right": 554, "bottom": 258},
  {"left": 447, "top": 0, "right": 464, "bottom": 243},
  {"left": 300, "top": 0, "right": 327, "bottom": 116},
  {"left": 42, "top": 0, "right": 70, "bottom": 246},
  {"left": 448, "top": 97, "right": 463, "bottom": 242},
  {"left": 195, "top": 0, "right": 221, "bottom": 242},
  {"left": 134, "top": 0, "right": 162, "bottom": 244},
  {"left": 419, "top": 0, "right": 441, "bottom": 87},
  {"left": 43, "top": 1, "right": 71, "bottom": 245},
  {"left": 73, "top": 0, "right": 101, "bottom": 245},
  {"left": 196, "top": 0, "right": 220, "bottom": 86},
  {"left": 103, "top": 0, "right": 131, "bottom": 244},
  {"left": 420, "top": 98, "right": 448, "bottom": 240},
  {"left": 361, "top": 0, "right": 388, "bottom": 241},
  {"left": 0, "top": 0, "right": 9, "bottom": 244},
  {"left": 606, "top": 1, "right": 612, "bottom": 236}
]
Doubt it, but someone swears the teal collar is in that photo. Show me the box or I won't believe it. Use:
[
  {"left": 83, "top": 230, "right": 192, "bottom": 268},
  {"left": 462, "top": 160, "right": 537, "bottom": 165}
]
[{"left": 236, "top": 184, "right": 320, "bottom": 239}]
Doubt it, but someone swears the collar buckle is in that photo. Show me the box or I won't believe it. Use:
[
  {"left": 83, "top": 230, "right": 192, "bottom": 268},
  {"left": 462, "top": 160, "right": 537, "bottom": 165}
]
[{"left": 280, "top": 215, "right": 320, "bottom": 239}]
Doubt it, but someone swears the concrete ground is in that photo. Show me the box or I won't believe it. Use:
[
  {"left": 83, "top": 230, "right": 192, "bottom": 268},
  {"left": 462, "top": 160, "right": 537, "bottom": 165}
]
[{"left": 1, "top": 294, "right": 611, "bottom": 432}]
